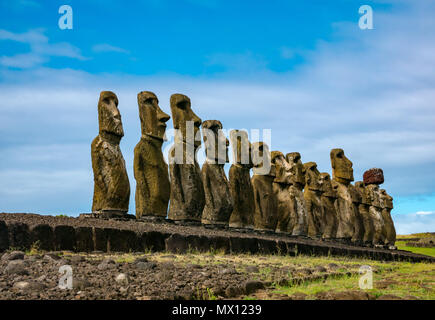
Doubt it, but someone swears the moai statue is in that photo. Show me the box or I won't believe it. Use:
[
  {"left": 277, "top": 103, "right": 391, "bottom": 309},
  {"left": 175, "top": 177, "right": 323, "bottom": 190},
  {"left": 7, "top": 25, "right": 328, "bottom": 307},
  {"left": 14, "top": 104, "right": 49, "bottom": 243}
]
[
  {"left": 134, "top": 91, "right": 171, "bottom": 220},
  {"left": 363, "top": 168, "right": 386, "bottom": 246},
  {"left": 167, "top": 94, "right": 205, "bottom": 223},
  {"left": 201, "top": 120, "right": 233, "bottom": 226},
  {"left": 271, "top": 151, "right": 293, "bottom": 233},
  {"left": 91, "top": 91, "right": 130, "bottom": 218},
  {"left": 330, "top": 148, "right": 356, "bottom": 243},
  {"left": 319, "top": 173, "right": 338, "bottom": 240},
  {"left": 380, "top": 189, "right": 396, "bottom": 249},
  {"left": 355, "top": 181, "right": 375, "bottom": 246},
  {"left": 286, "top": 152, "right": 308, "bottom": 236},
  {"left": 228, "top": 130, "right": 255, "bottom": 229},
  {"left": 251, "top": 142, "right": 278, "bottom": 232},
  {"left": 348, "top": 183, "right": 365, "bottom": 246},
  {"left": 303, "top": 162, "right": 324, "bottom": 239}
]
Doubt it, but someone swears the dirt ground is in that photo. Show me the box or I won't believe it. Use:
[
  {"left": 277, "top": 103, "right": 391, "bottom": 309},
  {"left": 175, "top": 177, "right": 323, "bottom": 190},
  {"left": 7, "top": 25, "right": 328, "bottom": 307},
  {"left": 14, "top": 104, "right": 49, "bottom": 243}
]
[{"left": 1, "top": 249, "right": 433, "bottom": 300}]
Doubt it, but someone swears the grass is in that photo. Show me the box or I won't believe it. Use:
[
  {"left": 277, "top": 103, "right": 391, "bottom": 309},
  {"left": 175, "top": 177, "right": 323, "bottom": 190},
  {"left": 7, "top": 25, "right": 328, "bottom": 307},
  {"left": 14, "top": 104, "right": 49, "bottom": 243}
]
[{"left": 395, "top": 241, "right": 435, "bottom": 257}]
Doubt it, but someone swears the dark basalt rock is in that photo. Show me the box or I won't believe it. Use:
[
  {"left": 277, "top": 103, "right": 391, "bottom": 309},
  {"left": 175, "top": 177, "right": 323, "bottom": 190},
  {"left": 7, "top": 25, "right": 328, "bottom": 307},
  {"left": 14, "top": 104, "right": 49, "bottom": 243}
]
[{"left": 53, "top": 225, "right": 76, "bottom": 251}]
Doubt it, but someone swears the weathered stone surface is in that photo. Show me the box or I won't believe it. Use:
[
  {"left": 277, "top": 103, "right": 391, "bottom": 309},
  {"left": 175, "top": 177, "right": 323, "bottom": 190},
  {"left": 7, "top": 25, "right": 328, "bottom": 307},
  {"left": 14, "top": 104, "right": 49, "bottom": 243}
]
[
  {"left": 53, "top": 225, "right": 76, "bottom": 251},
  {"left": 165, "top": 234, "right": 190, "bottom": 253},
  {"left": 0, "top": 220, "right": 8, "bottom": 252},
  {"left": 303, "top": 162, "right": 324, "bottom": 239},
  {"left": 286, "top": 152, "right": 308, "bottom": 236},
  {"left": 75, "top": 227, "right": 94, "bottom": 252},
  {"left": 141, "top": 231, "right": 168, "bottom": 252},
  {"left": 168, "top": 93, "right": 205, "bottom": 222},
  {"left": 134, "top": 91, "right": 170, "bottom": 219},
  {"left": 319, "top": 173, "right": 338, "bottom": 239},
  {"left": 91, "top": 91, "right": 130, "bottom": 217},
  {"left": 228, "top": 130, "right": 255, "bottom": 229},
  {"left": 330, "top": 149, "right": 355, "bottom": 240},
  {"left": 363, "top": 168, "right": 384, "bottom": 185},
  {"left": 230, "top": 237, "right": 258, "bottom": 254},
  {"left": 272, "top": 151, "right": 293, "bottom": 234},
  {"left": 201, "top": 120, "right": 233, "bottom": 225},
  {"left": 7, "top": 222, "right": 31, "bottom": 250},
  {"left": 105, "top": 228, "right": 141, "bottom": 253},
  {"left": 251, "top": 142, "right": 278, "bottom": 231},
  {"left": 380, "top": 189, "right": 396, "bottom": 246},
  {"left": 348, "top": 184, "right": 365, "bottom": 244},
  {"left": 366, "top": 184, "right": 386, "bottom": 245},
  {"left": 5, "top": 260, "right": 28, "bottom": 275},
  {"left": 355, "top": 181, "right": 374, "bottom": 245},
  {"left": 30, "top": 224, "right": 54, "bottom": 251}
]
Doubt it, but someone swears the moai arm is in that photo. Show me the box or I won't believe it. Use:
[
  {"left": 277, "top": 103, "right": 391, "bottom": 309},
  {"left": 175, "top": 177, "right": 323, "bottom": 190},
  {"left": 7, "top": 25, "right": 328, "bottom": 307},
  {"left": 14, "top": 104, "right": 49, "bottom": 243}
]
[
  {"left": 134, "top": 146, "right": 150, "bottom": 210},
  {"left": 202, "top": 165, "right": 215, "bottom": 208}
]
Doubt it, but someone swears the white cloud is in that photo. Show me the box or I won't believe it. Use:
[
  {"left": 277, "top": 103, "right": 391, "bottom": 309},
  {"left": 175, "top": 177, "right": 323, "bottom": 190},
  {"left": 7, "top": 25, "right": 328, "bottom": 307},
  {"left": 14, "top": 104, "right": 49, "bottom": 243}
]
[
  {"left": 393, "top": 212, "right": 435, "bottom": 235},
  {"left": 416, "top": 211, "right": 434, "bottom": 216},
  {"left": 92, "top": 43, "right": 130, "bottom": 54}
]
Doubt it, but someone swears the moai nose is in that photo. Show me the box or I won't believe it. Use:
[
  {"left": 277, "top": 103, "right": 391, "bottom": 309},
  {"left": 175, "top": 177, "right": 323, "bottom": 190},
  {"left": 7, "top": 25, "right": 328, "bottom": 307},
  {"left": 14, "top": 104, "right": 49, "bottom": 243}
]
[{"left": 158, "top": 110, "right": 170, "bottom": 123}]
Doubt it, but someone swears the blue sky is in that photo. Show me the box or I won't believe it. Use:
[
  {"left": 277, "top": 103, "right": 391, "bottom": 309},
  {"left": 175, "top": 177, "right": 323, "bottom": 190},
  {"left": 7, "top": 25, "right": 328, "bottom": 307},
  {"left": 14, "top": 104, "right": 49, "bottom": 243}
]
[{"left": 0, "top": 0, "right": 434, "bottom": 234}]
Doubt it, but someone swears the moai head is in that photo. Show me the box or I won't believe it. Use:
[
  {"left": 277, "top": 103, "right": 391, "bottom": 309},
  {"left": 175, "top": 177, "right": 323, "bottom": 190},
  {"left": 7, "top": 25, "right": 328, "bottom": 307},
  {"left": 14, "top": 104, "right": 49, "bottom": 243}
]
[
  {"left": 363, "top": 168, "right": 384, "bottom": 185},
  {"left": 320, "top": 172, "right": 336, "bottom": 197},
  {"left": 230, "top": 129, "right": 252, "bottom": 168},
  {"left": 252, "top": 142, "right": 272, "bottom": 176},
  {"left": 98, "top": 91, "right": 123, "bottom": 138},
  {"left": 202, "top": 120, "right": 229, "bottom": 164},
  {"left": 330, "top": 148, "right": 354, "bottom": 184},
  {"left": 380, "top": 189, "right": 393, "bottom": 209},
  {"left": 303, "top": 162, "right": 323, "bottom": 191},
  {"left": 170, "top": 94, "right": 202, "bottom": 148},
  {"left": 355, "top": 181, "right": 370, "bottom": 204},
  {"left": 286, "top": 152, "right": 305, "bottom": 188},
  {"left": 137, "top": 91, "right": 170, "bottom": 141},
  {"left": 271, "top": 151, "right": 292, "bottom": 184}
]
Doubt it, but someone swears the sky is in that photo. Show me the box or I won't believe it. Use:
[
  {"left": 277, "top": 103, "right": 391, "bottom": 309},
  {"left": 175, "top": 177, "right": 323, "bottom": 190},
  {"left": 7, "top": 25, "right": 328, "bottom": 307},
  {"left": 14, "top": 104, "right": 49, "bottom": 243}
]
[{"left": 0, "top": 0, "right": 434, "bottom": 234}]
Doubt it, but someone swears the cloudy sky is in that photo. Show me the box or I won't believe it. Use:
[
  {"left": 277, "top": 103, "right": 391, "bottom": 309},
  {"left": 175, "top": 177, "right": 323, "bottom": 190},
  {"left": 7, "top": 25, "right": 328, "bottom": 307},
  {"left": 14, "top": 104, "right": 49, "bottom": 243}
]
[{"left": 0, "top": 0, "right": 434, "bottom": 234}]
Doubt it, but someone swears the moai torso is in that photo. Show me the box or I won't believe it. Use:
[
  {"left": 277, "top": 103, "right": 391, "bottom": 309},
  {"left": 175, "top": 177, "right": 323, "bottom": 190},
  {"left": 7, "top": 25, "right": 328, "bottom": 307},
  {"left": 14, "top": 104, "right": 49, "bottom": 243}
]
[
  {"left": 252, "top": 142, "right": 278, "bottom": 232},
  {"left": 320, "top": 173, "right": 338, "bottom": 239},
  {"left": 91, "top": 91, "right": 130, "bottom": 218},
  {"left": 286, "top": 152, "right": 308, "bottom": 236},
  {"left": 380, "top": 189, "right": 396, "bottom": 246},
  {"left": 201, "top": 120, "right": 233, "bottom": 225},
  {"left": 330, "top": 148, "right": 355, "bottom": 240},
  {"left": 303, "top": 162, "right": 324, "bottom": 239},
  {"left": 348, "top": 183, "right": 365, "bottom": 244},
  {"left": 228, "top": 130, "right": 255, "bottom": 229},
  {"left": 167, "top": 94, "right": 205, "bottom": 222},
  {"left": 134, "top": 91, "right": 170, "bottom": 219},
  {"left": 355, "top": 181, "right": 374, "bottom": 245},
  {"left": 272, "top": 151, "right": 293, "bottom": 233}
]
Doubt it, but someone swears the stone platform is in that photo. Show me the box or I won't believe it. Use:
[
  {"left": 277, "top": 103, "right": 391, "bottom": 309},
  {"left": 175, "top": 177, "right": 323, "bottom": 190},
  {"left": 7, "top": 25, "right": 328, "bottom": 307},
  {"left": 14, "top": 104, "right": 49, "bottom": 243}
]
[{"left": 0, "top": 213, "right": 433, "bottom": 263}]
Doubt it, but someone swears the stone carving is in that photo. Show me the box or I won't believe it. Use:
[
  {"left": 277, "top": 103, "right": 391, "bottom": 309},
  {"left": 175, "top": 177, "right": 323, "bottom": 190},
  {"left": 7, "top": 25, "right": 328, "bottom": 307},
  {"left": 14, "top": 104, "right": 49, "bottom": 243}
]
[
  {"left": 167, "top": 94, "right": 205, "bottom": 222},
  {"left": 285, "top": 152, "right": 308, "bottom": 236},
  {"left": 348, "top": 183, "right": 365, "bottom": 245},
  {"left": 363, "top": 168, "right": 384, "bottom": 185},
  {"left": 272, "top": 151, "right": 293, "bottom": 233},
  {"left": 355, "top": 181, "right": 375, "bottom": 246},
  {"left": 251, "top": 142, "right": 278, "bottom": 232},
  {"left": 380, "top": 189, "right": 396, "bottom": 247},
  {"left": 319, "top": 172, "right": 338, "bottom": 239},
  {"left": 91, "top": 91, "right": 130, "bottom": 218},
  {"left": 365, "top": 183, "right": 386, "bottom": 245},
  {"left": 303, "top": 162, "right": 324, "bottom": 239},
  {"left": 330, "top": 148, "right": 355, "bottom": 241},
  {"left": 201, "top": 120, "right": 233, "bottom": 226},
  {"left": 228, "top": 130, "right": 255, "bottom": 229},
  {"left": 134, "top": 91, "right": 170, "bottom": 219}
]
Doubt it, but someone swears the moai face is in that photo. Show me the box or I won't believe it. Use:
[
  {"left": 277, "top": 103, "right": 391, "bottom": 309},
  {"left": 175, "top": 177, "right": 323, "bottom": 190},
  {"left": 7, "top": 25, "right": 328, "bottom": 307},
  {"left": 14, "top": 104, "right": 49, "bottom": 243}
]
[
  {"left": 355, "top": 181, "right": 369, "bottom": 204},
  {"left": 271, "top": 151, "right": 292, "bottom": 184},
  {"left": 98, "top": 91, "right": 123, "bottom": 138},
  {"left": 202, "top": 120, "right": 229, "bottom": 164},
  {"left": 380, "top": 189, "right": 393, "bottom": 209},
  {"left": 230, "top": 130, "right": 252, "bottom": 168},
  {"left": 138, "top": 91, "right": 170, "bottom": 141},
  {"left": 286, "top": 152, "right": 305, "bottom": 187},
  {"left": 330, "top": 148, "right": 354, "bottom": 184},
  {"left": 170, "top": 94, "right": 202, "bottom": 148},
  {"left": 320, "top": 172, "right": 336, "bottom": 197},
  {"left": 303, "top": 162, "right": 323, "bottom": 191},
  {"left": 252, "top": 142, "right": 273, "bottom": 176}
]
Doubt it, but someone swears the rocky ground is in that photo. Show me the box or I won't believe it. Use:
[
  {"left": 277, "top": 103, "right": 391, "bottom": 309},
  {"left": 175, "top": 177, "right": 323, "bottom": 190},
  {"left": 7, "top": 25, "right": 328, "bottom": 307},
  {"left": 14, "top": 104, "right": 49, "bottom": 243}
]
[{"left": 1, "top": 249, "right": 433, "bottom": 300}]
